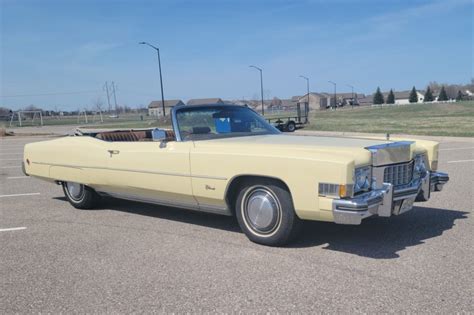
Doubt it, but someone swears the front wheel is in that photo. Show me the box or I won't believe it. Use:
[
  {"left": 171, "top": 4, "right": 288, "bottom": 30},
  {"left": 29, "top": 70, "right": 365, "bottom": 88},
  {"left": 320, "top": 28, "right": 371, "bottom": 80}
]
[
  {"left": 62, "top": 182, "right": 100, "bottom": 209},
  {"left": 235, "top": 180, "right": 301, "bottom": 246}
]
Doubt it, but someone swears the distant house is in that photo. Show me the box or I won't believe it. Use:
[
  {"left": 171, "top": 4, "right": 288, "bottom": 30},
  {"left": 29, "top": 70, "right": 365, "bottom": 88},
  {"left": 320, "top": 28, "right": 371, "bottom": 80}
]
[
  {"left": 291, "top": 95, "right": 302, "bottom": 103},
  {"left": 357, "top": 96, "right": 373, "bottom": 106},
  {"left": 334, "top": 93, "right": 364, "bottom": 106},
  {"left": 222, "top": 100, "right": 237, "bottom": 105},
  {"left": 382, "top": 90, "right": 424, "bottom": 104},
  {"left": 296, "top": 93, "right": 329, "bottom": 110},
  {"left": 148, "top": 99, "right": 185, "bottom": 117},
  {"left": 296, "top": 92, "right": 364, "bottom": 110},
  {"left": 231, "top": 100, "right": 251, "bottom": 106},
  {"left": 186, "top": 98, "right": 224, "bottom": 105}
]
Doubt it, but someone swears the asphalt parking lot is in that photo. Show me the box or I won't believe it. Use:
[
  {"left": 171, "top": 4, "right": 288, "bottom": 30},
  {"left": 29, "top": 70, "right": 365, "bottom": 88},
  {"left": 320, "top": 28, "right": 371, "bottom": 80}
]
[{"left": 1, "top": 134, "right": 473, "bottom": 313}]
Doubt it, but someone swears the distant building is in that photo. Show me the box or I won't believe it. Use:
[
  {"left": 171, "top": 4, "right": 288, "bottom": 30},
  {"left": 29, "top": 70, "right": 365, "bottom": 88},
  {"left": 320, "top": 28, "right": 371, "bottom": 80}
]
[
  {"left": 231, "top": 100, "right": 251, "bottom": 106},
  {"left": 291, "top": 95, "right": 302, "bottom": 103},
  {"left": 148, "top": 99, "right": 185, "bottom": 117},
  {"left": 357, "top": 96, "right": 373, "bottom": 106},
  {"left": 222, "top": 100, "right": 237, "bottom": 105},
  {"left": 296, "top": 92, "right": 364, "bottom": 110},
  {"left": 186, "top": 98, "right": 224, "bottom": 105},
  {"left": 382, "top": 90, "right": 424, "bottom": 104},
  {"left": 296, "top": 93, "right": 329, "bottom": 110}
]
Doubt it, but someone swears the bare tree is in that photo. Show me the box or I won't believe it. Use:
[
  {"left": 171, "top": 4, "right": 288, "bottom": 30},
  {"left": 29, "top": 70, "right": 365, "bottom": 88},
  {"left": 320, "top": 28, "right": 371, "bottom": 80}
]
[
  {"left": 444, "top": 84, "right": 460, "bottom": 99},
  {"left": 428, "top": 81, "right": 440, "bottom": 91},
  {"left": 23, "top": 104, "right": 41, "bottom": 111}
]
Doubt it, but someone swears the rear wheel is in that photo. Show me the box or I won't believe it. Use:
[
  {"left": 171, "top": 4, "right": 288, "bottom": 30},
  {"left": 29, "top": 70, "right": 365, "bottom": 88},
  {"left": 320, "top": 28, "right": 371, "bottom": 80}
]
[
  {"left": 235, "top": 179, "right": 301, "bottom": 246},
  {"left": 286, "top": 121, "right": 296, "bottom": 132},
  {"left": 62, "top": 182, "right": 100, "bottom": 209}
]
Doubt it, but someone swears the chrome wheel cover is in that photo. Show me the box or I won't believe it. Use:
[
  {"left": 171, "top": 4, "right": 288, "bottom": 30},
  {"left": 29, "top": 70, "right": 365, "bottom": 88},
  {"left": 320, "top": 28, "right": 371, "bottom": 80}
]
[
  {"left": 243, "top": 186, "right": 282, "bottom": 235},
  {"left": 66, "top": 182, "right": 84, "bottom": 201}
]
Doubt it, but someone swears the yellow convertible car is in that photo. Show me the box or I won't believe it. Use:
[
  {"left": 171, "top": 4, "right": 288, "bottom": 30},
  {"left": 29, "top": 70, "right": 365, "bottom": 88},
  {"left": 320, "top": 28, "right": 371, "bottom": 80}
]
[{"left": 23, "top": 104, "right": 449, "bottom": 246}]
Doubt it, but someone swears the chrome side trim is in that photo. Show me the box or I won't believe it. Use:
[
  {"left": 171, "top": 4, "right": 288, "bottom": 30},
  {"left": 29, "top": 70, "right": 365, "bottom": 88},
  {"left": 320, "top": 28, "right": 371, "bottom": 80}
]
[
  {"left": 97, "top": 189, "right": 232, "bottom": 216},
  {"left": 32, "top": 161, "right": 227, "bottom": 180},
  {"left": 192, "top": 174, "right": 228, "bottom": 180},
  {"left": 366, "top": 141, "right": 414, "bottom": 166}
]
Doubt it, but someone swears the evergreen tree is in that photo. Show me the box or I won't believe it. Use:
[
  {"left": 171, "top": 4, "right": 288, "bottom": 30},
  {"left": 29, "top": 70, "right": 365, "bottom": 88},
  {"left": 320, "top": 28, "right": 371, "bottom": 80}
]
[
  {"left": 438, "top": 86, "right": 448, "bottom": 101},
  {"left": 409, "top": 86, "right": 418, "bottom": 103},
  {"left": 456, "top": 90, "right": 463, "bottom": 101},
  {"left": 386, "top": 89, "right": 395, "bottom": 104},
  {"left": 373, "top": 87, "right": 385, "bottom": 104},
  {"left": 424, "top": 86, "right": 434, "bottom": 102}
]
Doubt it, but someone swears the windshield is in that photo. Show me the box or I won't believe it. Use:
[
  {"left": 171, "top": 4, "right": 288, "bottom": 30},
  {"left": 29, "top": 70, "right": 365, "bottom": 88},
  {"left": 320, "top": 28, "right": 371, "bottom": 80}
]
[{"left": 175, "top": 105, "right": 280, "bottom": 141}]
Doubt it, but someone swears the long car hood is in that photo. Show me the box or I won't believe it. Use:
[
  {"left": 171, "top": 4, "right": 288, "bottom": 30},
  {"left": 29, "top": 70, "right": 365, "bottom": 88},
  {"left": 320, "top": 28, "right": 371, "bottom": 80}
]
[{"left": 193, "top": 134, "right": 393, "bottom": 165}]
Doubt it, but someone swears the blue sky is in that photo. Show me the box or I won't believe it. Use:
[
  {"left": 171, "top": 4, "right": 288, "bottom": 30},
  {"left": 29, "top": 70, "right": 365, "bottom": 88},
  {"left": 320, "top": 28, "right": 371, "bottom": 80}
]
[{"left": 1, "top": 0, "right": 473, "bottom": 110}]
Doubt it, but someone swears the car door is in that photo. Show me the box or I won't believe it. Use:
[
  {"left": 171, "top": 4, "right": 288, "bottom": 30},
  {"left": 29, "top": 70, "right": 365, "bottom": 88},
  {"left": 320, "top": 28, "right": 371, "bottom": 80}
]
[{"left": 102, "top": 140, "right": 197, "bottom": 208}]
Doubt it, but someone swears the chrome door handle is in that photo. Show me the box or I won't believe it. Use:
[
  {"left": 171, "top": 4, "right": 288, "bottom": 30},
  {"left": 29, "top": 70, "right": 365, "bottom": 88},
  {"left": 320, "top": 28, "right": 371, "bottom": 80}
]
[{"left": 107, "top": 150, "right": 120, "bottom": 157}]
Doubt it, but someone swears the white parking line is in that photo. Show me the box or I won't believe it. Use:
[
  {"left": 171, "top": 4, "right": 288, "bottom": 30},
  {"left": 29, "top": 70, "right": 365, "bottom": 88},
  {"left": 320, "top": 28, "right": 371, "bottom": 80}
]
[
  {"left": 0, "top": 193, "right": 40, "bottom": 198},
  {"left": 447, "top": 159, "right": 474, "bottom": 164},
  {"left": 0, "top": 159, "right": 22, "bottom": 161},
  {"left": 0, "top": 227, "right": 27, "bottom": 232},
  {"left": 7, "top": 176, "right": 29, "bottom": 179},
  {"left": 0, "top": 166, "right": 21, "bottom": 169},
  {"left": 440, "top": 147, "right": 474, "bottom": 151},
  {"left": 0, "top": 153, "right": 22, "bottom": 156}
]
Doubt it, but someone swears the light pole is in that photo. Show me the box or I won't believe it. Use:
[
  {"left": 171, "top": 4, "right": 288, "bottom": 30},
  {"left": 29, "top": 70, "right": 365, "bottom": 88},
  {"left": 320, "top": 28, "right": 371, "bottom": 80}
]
[
  {"left": 346, "top": 84, "right": 354, "bottom": 109},
  {"left": 299, "top": 75, "right": 309, "bottom": 122},
  {"left": 139, "top": 42, "right": 166, "bottom": 117},
  {"left": 249, "top": 65, "right": 264, "bottom": 115},
  {"left": 328, "top": 81, "right": 337, "bottom": 110}
]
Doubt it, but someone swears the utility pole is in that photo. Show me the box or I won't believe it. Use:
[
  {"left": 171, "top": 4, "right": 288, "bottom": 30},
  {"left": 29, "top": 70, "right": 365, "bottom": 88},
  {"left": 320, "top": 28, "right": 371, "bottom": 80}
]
[
  {"left": 299, "top": 75, "right": 310, "bottom": 122},
  {"left": 249, "top": 65, "right": 264, "bottom": 115},
  {"left": 328, "top": 81, "right": 337, "bottom": 110},
  {"left": 346, "top": 84, "right": 354, "bottom": 109},
  {"left": 111, "top": 81, "right": 118, "bottom": 114},
  {"left": 104, "top": 82, "right": 111, "bottom": 112},
  {"left": 139, "top": 42, "right": 166, "bottom": 116}
]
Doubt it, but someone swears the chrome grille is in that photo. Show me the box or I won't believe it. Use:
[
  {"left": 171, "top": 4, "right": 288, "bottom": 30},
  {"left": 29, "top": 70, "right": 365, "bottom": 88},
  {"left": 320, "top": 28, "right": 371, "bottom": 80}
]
[{"left": 383, "top": 161, "right": 414, "bottom": 186}]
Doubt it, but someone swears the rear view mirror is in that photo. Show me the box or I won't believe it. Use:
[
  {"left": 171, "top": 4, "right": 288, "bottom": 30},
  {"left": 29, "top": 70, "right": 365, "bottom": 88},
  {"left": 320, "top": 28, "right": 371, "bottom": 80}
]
[{"left": 151, "top": 128, "right": 167, "bottom": 141}]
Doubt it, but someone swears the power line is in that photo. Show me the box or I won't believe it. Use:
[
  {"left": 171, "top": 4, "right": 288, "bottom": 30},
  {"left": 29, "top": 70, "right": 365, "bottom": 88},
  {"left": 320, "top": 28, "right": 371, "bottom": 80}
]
[{"left": 0, "top": 90, "right": 101, "bottom": 98}]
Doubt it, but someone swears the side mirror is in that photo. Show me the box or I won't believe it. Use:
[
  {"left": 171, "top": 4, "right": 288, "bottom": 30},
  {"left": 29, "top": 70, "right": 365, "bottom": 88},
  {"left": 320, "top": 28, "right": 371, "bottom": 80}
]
[{"left": 151, "top": 128, "right": 167, "bottom": 142}]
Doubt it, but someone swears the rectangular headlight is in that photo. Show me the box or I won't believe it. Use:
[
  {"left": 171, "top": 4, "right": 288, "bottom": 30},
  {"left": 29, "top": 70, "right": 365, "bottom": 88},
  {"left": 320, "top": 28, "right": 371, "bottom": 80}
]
[
  {"left": 413, "top": 154, "right": 428, "bottom": 179},
  {"left": 354, "top": 166, "right": 372, "bottom": 193}
]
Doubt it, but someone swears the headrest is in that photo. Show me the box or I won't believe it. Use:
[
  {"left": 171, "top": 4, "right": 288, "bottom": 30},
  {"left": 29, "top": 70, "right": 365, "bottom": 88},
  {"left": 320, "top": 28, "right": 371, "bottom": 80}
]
[{"left": 192, "top": 126, "right": 211, "bottom": 134}]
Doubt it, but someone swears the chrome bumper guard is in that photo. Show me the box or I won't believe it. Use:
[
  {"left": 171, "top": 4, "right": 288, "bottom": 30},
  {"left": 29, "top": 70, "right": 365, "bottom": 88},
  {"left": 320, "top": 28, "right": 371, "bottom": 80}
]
[{"left": 332, "top": 171, "right": 449, "bottom": 225}]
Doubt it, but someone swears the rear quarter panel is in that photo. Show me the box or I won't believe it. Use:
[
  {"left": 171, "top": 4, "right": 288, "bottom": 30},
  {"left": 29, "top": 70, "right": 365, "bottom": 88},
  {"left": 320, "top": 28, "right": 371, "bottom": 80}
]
[{"left": 24, "top": 136, "right": 109, "bottom": 185}]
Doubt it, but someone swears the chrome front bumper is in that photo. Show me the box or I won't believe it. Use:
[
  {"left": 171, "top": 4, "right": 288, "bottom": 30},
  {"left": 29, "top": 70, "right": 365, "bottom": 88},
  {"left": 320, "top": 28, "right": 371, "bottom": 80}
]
[{"left": 332, "top": 171, "right": 449, "bottom": 225}]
